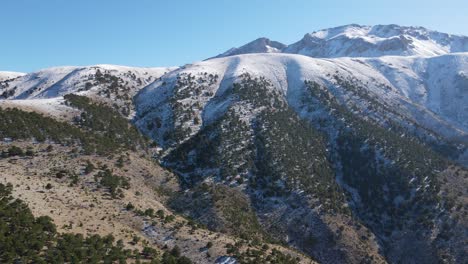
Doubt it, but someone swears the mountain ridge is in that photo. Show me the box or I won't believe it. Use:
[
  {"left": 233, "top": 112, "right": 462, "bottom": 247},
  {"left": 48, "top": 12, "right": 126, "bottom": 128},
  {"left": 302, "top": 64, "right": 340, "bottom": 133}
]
[
  {"left": 137, "top": 52, "right": 468, "bottom": 144},
  {"left": 0, "top": 71, "right": 25, "bottom": 81},
  {"left": 214, "top": 24, "right": 468, "bottom": 59}
]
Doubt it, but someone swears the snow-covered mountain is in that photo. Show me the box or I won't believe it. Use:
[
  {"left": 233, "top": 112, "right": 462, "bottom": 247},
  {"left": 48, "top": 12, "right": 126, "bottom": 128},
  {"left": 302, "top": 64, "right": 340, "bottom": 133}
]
[
  {"left": 211, "top": 37, "right": 286, "bottom": 59},
  {"left": 1, "top": 24, "right": 468, "bottom": 264},
  {"left": 134, "top": 52, "right": 467, "bottom": 263},
  {"left": 0, "top": 71, "right": 25, "bottom": 81},
  {"left": 0, "top": 64, "right": 173, "bottom": 100},
  {"left": 0, "top": 64, "right": 175, "bottom": 117},
  {"left": 214, "top": 24, "right": 468, "bottom": 59},
  {"left": 136, "top": 52, "right": 468, "bottom": 145}
]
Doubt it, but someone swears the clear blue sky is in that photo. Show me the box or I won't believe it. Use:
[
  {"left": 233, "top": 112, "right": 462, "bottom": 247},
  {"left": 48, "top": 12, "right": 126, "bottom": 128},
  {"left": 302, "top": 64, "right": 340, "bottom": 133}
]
[{"left": 2, "top": 0, "right": 467, "bottom": 72}]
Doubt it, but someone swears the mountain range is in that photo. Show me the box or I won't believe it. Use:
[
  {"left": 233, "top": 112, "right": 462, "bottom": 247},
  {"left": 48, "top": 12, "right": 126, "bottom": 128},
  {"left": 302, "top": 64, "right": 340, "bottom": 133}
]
[
  {"left": 1, "top": 24, "right": 467, "bottom": 264},
  {"left": 214, "top": 24, "right": 468, "bottom": 58}
]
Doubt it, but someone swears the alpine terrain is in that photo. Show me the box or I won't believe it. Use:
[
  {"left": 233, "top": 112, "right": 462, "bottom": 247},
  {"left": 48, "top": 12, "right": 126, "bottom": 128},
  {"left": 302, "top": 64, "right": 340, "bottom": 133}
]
[{"left": 1, "top": 24, "right": 467, "bottom": 264}]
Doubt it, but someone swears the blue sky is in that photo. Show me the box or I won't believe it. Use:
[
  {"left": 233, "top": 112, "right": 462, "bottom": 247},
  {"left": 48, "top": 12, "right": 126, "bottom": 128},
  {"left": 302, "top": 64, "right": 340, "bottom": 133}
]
[{"left": 2, "top": 0, "right": 467, "bottom": 72}]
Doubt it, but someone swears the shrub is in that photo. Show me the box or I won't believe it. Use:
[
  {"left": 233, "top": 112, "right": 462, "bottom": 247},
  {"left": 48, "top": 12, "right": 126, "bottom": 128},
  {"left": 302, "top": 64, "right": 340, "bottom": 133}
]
[
  {"left": 126, "top": 202, "right": 135, "bottom": 211},
  {"left": 7, "top": 146, "right": 23, "bottom": 156},
  {"left": 84, "top": 160, "right": 95, "bottom": 174}
]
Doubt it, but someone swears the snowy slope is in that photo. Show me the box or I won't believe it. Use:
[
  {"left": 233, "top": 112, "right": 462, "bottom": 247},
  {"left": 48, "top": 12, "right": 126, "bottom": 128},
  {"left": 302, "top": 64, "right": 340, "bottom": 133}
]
[
  {"left": 214, "top": 24, "right": 468, "bottom": 59},
  {"left": 0, "top": 97, "right": 78, "bottom": 122},
  {"left": 0, "top": 64, "right": 176, "bottom": 118},
  {"left": 136, "top": 53, "right": 468, "bottom": 145},
  {"left": 0, "top": 64, "right": 174, "bottom": 99},
  {"left": 286, "top": 24, "right": 468, "bottom": 58},
  {"left": 364, "top": 53, "right": 468, "bottom": 131},
  {"left": 0, "top": 71, "right": 25, "bottom": 81}
]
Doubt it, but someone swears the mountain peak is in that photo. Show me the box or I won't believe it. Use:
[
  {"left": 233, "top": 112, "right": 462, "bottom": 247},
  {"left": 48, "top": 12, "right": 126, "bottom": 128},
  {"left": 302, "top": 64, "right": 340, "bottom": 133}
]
[
  {"left": 211, "top": 37, "right": 286, "bottom": 59},
  {"left": 304, "top": 24, "right": 370, "bottom": 40}
]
